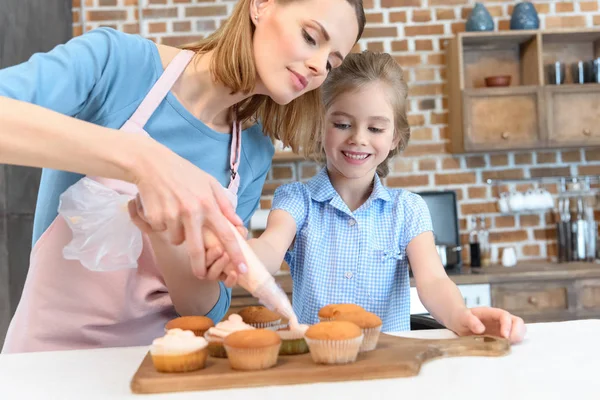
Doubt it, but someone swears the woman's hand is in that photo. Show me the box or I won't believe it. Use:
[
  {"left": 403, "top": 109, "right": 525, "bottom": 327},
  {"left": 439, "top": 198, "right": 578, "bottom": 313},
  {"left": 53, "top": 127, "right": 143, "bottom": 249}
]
[
  {"left": 127, "top": 142, "right": 247, "bottom": 279},
  {"left": 450, "top": 307, "right": 526, "bottom": 344},
  {"left": 204, "top": 226, "right": 248, "bottom": 288}
]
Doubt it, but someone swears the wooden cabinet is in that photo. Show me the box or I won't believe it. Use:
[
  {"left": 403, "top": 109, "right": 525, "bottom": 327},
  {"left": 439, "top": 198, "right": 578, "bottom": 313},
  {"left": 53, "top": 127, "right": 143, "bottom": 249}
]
[
  {"left": 463, "top": 87, "right": 544, "bottom": 151},
  {"left": 491, "top": 281, "right": 571, "bottom": 322},
  {"left": 447, "top": 28, "right": 600, "bottom": 153},
  {"left": 546, "top": 86, "right": 600, "bottom": 147}
]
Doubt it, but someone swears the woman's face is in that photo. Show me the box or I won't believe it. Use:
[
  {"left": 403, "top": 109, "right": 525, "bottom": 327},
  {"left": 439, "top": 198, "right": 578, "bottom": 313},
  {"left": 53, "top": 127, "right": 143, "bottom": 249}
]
[{"left": 251, "top": 0, "right": 359, "bottom": 105}]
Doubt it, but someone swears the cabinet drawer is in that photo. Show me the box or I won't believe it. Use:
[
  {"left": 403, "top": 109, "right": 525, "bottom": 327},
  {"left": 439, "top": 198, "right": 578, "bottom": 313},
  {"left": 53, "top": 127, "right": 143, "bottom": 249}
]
[
  {"left": 463, "top": 87, "right": 544, "bottom": 151},
  {"left": 491, "top": 282, "right": 569, "bottom": 313},
  {"left": 546, "top": 87, "right": 600, "bottom": 147},
  {"left": 576, "top": 279, "right": 600, "bottom": 310}
]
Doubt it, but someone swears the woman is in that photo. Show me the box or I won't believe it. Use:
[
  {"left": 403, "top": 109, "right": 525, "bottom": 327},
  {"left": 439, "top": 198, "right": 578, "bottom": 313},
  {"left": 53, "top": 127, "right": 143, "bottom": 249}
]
[{"left": 0, "top": 0, "right": 365, "bottom": 352}]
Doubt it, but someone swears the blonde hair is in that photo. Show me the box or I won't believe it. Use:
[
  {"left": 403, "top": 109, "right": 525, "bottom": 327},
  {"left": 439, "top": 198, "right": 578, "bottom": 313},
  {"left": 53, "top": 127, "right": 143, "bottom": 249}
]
[
  {"left": 182, "top": 0, "right": 366, "bottom": 153},
  {"left": 314, "top": 51, "right": 410, "bottom": 178}
]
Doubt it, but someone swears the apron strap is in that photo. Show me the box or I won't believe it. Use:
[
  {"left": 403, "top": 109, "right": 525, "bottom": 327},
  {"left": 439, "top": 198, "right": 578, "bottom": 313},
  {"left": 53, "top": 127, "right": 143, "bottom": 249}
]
[
  {"left": 127, "top": 50, "right": 195, "bottom": 129},
  {"left": 227, "top": 111, "right": 243, "bottom": 196}
]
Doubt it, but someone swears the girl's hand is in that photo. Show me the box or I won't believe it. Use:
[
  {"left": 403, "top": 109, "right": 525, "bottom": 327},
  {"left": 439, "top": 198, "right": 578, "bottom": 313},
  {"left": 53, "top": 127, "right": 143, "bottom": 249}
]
[
  {"left": 451, "top": 307, "right": 526, "bottom": 344},
  {"left": 204, "top": 226, "right": 248, "bottom": 288},
  {"left": 127, "top": 143, "right": 247, "bottom": 279}
]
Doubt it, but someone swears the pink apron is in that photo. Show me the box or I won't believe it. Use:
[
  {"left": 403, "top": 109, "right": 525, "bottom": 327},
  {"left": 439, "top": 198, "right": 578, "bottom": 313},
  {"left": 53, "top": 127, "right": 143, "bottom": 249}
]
[{"left": 2, "top": 50, "right": 243, "bottom": 353}]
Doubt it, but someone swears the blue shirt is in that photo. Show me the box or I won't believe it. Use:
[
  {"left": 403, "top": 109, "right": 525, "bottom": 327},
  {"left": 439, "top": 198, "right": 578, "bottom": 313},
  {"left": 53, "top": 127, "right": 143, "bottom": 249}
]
[
  {"left": 0, "top": 27, "right": 275, "bottom": 322},
  {"left": 272, "top": 168, "right": 433, "bottom": 332}
]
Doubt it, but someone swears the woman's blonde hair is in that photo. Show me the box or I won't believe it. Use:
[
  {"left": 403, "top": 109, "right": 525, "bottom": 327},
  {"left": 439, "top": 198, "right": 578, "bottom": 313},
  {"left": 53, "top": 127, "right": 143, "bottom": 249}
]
[
  {"left": 182, "top": 0, "right": 366, "bottom": 153},
  {"left": 314, "top": 50, "right": 410, "bottom": 178}
]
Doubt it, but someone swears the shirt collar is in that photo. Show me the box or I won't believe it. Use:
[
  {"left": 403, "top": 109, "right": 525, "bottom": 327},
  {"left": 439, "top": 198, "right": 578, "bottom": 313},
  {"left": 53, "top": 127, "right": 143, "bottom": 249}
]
[{"left": 306, "top": 167, "right": 392, "bottom": 204}]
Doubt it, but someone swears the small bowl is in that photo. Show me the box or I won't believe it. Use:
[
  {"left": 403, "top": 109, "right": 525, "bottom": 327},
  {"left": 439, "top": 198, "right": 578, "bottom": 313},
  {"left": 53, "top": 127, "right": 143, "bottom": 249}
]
[{"left": 484, "top": 75, "right": 511, "bottom": 87}]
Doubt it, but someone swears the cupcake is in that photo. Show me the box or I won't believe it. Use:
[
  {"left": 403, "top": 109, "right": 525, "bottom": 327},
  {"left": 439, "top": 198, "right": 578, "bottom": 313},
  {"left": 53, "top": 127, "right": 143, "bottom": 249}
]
[
  {"left": 276, "top": 324, "right": 309, "bottom": 355},
  {"left": 318, "top": 304, "right": 366, "bottom": 322},
  {"left": 203, "top": 314, "right": 255, "bottom": 358},
  {"left": 238, "top": 306, "right": 282, "bottom": 330},
  {"left": 165, "top": 315, "right": 214, "bottom": 337},
  {"left": 304, "top": 321, "right": 363, "bottom": 365},
  {"left": 150, "top": 328, "right": 208, "bottom": 373},
  {"left": 331, "top": 311, "right": 382, "bottom": 352},
  {"left": 224, "top": 329, "right": 281, "bottom": 371}
]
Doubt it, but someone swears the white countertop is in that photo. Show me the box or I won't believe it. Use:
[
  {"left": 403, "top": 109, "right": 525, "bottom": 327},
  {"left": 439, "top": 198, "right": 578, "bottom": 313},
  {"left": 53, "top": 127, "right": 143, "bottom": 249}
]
[{"left": 1, "top": 320, "right": 599, "bottom": 400}]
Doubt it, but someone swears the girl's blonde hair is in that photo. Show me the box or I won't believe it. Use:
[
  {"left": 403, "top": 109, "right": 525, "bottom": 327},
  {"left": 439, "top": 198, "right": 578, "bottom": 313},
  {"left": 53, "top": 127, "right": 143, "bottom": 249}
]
[
  {"left": 182, "top": 0, "right": 366, "bottom": 153},
  {"left": 314, "top": 50, "right": 410, "bottom": 178}
]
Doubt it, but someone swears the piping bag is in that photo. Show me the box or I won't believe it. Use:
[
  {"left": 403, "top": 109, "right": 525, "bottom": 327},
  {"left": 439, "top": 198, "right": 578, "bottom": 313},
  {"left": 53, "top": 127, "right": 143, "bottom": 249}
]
[{"left": 203, "top": 221, "right": 300, "bottom": 330}]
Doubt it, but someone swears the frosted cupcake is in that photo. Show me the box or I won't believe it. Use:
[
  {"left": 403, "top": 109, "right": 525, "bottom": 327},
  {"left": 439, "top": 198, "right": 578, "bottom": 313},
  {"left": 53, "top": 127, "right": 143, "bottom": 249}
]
[
  {"left": 331, "top": 311, "right": 382, "bottom": 352},
  {"left": 150, "top": 328, "right": 208, "bottom": 373},
  {"left": 204, "top": 314, "right": 255, "bottom": 358},
  {"left": 304, "top": 321, "right": 363, "bottom": 365},
  {"left": 238, "top": 306, "right": 282, "bottom": 330},
  {"left": 165, "top": 315, "right": 214, "bottom": 337},
  {"left": 318, "top": 304, "right": 366, "bottom": 322},
  {"left": 276, "top": 324, "right": 309, "bottom": 355},
  {"left": 224, "top": 329, "right": 281, "bottom": 371}
]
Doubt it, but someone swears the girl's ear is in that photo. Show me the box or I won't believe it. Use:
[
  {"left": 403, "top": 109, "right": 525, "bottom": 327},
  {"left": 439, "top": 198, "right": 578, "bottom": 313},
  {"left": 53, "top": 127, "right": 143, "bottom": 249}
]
[{"left": 391, "top": 131, "right": 401, "bottom": 150}]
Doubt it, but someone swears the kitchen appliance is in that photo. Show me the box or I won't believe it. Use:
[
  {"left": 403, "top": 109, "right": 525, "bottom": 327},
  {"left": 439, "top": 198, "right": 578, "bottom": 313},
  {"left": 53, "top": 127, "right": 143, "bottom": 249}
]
[{"left": 417, "top": 190, "right": 462, "bottom": 270}]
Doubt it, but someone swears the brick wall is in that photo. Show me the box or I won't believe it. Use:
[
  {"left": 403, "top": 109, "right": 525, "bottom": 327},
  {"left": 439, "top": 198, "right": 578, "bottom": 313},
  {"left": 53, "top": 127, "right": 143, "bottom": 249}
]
[{"left": 72, "top": 0, "right": 600, "bottom": 264}]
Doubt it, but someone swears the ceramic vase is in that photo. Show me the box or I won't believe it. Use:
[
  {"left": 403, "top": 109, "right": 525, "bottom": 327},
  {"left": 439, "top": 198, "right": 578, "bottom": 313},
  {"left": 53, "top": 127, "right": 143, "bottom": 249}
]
[{"left": 466, "top": 3, "right": 494, "bottom": 32}]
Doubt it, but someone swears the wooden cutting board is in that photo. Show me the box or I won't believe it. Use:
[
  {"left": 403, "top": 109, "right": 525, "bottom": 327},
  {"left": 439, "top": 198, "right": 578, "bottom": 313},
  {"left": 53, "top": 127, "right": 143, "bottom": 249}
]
[{"left": 130, "top": 334, "right": 509, "bottom": 394}]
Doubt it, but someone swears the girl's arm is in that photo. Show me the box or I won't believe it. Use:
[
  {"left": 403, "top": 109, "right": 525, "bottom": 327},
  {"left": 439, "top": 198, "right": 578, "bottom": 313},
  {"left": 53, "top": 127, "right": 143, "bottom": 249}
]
[
  {"left": 247, "top": 210, "right": 298, "bottom": 275},
  {"left": 407, "top": 231, "right": 526, "bottom": 344}
]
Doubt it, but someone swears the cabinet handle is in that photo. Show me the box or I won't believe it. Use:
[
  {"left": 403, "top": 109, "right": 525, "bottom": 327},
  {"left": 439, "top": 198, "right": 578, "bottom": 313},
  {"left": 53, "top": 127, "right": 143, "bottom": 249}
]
[
  {"left": 583, "top": 129, "right": 592, "bottom": 136},
  {"left": 501, "top": 132, "right": 510, "bottom": 140},
  {"left": 528, "top": 296, "right": 538, "bottom": 305}
]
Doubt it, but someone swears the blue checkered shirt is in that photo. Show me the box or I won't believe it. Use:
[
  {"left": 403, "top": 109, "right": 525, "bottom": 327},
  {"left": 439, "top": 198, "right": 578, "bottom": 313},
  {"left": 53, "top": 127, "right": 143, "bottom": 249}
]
[{"left": 271, "top": 168, "right": 433, "bottom": 332}]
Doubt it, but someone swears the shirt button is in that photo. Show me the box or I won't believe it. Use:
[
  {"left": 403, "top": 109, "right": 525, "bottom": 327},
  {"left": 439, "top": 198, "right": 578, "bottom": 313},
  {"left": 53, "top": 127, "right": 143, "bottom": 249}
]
[
  {"left": 345, "top": 272, "right": 353, "bottom": 279},
  {"left": 348, "top": 218, "right": 356, "bottom": 226}
]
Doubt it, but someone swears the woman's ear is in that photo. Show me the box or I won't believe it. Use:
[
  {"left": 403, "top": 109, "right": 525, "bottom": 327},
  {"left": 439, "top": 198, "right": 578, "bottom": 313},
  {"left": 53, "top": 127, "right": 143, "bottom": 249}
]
[{"left": 250, "top": 0, "right": 274, "bottom": 25}]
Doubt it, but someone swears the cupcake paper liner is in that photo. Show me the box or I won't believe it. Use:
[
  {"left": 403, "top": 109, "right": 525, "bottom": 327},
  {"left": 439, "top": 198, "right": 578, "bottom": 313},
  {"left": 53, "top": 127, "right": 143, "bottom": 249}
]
[
  {"left": 151, "top": 348, "right": 208, "bottom": 373},
  {"left": 248, "top": 319, "right": 282, "bottom": 331},
  {"left": 279, "top": 338, "right": 309, "bottom": 355},
  {"left": 304, "top": 334, "right": 364, "bottom": 365},
  {"left": 224, "top": 344, "right": 281, "bottom": 371},
  {"left": 203, "top": 332, "right": 228, "bottom": 358},
  {"left": 359, "top": 325, "right": 382, "bottom": 352}
]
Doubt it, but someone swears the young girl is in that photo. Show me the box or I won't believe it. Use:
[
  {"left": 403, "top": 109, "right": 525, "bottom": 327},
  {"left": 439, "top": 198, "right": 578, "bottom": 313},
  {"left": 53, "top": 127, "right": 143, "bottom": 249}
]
[
  {"left": 243, "top": 51, "right": 526, "bottom": 343},
  {"left": 0, "top": 0, "right": 366, "bottom": 353}
]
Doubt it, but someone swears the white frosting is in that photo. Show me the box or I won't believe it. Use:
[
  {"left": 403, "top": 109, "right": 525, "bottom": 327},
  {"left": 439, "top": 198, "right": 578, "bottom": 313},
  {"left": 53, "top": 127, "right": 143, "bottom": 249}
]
[
  {"left": 206, "top": 314, "right": 255, "bottom": 339},
  {"left": 150, "top": 328, "right": 208, "bottom": 355}
]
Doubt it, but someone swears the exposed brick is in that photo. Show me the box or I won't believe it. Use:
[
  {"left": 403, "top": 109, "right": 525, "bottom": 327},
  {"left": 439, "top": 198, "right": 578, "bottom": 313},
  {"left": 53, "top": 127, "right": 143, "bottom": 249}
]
[
  {"left": 534, "top": 228, "right": 556, "bottom": 241},
  {"left": 427, "top": 53, "right": 445, "bottom": 65},
  {"left": 461, "top": 201, "right": 498, "bottom": 215},
  {"left": 122, "top": 23, "right": 139, "bottom": 34},
  {"left": 300, "top": 164, "right": 318, "bottom": 179},
  {"left": 408, "top": 114, "right": 425, "bottom": 126},
  {"left": 173, "top": 21, "right": 192, "bottom": 32},
  {"left": 442, "top": 157, "right": 461, "bottom": 170},
  {"left": 415, "top": 39, "right": 433, "bottom": 51},
  {"left": 262, "top": 182, "right": 281, "bottom": 196},
  {"left": 394, "top": 55, "right": 422, "bottom": 66},
  {"left": 389, "top": 11, "right": 407, "bottom": 23},
  {"left": 260, "top": 199, "right": 272, "bottom": 209},
  {"left": 436, "top": 9, "right": 456, "bottom": 20},
  {"left": 495, "top": 216, "right": 515, "bottom": 228},
  {"left": 366, "top": 12, "right": 384, "bottom": 24},
  {"left": 392, "top": 158, "right": 415, "bottom": 173},
  {"left": 363, "top": 27, "right": 398, "bottom": 38},
  {"left": 409, "top": 83, "right": 444, "bottom": 97},
  {"left": 143, "top": 8, "right": 178, "bottom": 19},
  {"left": 419, "top": 99, "right": 436, "bottom": 110},
  {"left": 533, "top": 3, "right": 550, "bottom": 14},
  {"left": 490, "top": 230, "right": 528, "bottom": 243},
  {"left": 585, "top": 148, "right": 600, "bottom": 161},
  {"left": 466, "top": 156, "right": 486, "bottom": 169},
  {"left": 149, "top": 0, "right": 167, "bottom": 4},
  {"left": 555, "top": 2, "right": 575, "bottom": 12},
  {"left": 405, "top": 24, "right": 445, "bottom": 36},
  {"left": 561, "top": 150, "right": 581, "bottom": 163},
  {"left": 430, "top": 112, "right": 448, "bottom": 125},
  {"left": 414, "top": 69, "right": 436, "bottom": 81},
  {"left": 367, "top": 42, "right": 385, "bottom": 52},
  {"left": 411, "top": 128, "right": 433, "bottom": 141},
  {"left": 272, "top": 165, "right": 293, "bottom": 180},
  {"left": 429, "top": 0, "right": 466, "bottom": 5},
  {"left": 546, "top": 16, "right": 587, "bottom": 29},
  {"left": 412, "top": 9, "right": 432, "bottom": 22},
  {"left": 418, "top": 159, "right": 437, "bottom": 171},
  {"left": 403, "top": 143, "right": 447, "bottom": 156},
  {"left": 392, "top": 40, "right": 409, "bottom": 52},
  {"left": 514, "top": 153, "right": 533, "bottom": 165},
  {"left": 87, "top": 10, "right": 127, "bottom": 21},
  {"left": 482, "top": 169, "right": 525, "bottom": 181},
  {"left": 381, "top": 0, "right": 421, "bottom": 7},
  {"left": 99, "top": 0, "right": 117, "bottom": 5},
  {"left": 522, "top": 244, "right": 541, "bottom": 257},
  {"left": 580, "top": 2, "right": 598, "bottom": 12},
  {"left": 579, "top": 165, "right": 600, "bottom": 176},
  {"left": 435, "top": 172, "right": 476, "bottom": 185},
  {"left": 521, "top": 215, "right": 541, "bottom": 227},
  {"left": 387, "top": 174, "right": 430, "bottom": 187},
  {"left": 490, "top": 154, "right": 508, "bottom": 166},
  {"left": 186, "top": 6, "right": 227, "bottom": 17},
  {"left": 529, "top": 167, "right": 570, "bottom": 178},
  {"left": 161, "top": 35, "right": 203, "bottom": 46},
  {"left": 468, "top": 186, "right": 488, "bottom": 199},
  {"left": 149, "top": 22, "right": 167, "bottom": 34},
  {"left": 536, "top": 151, "right": 557, "bottom": 164}
]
